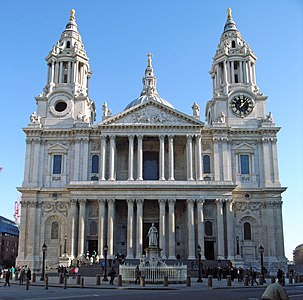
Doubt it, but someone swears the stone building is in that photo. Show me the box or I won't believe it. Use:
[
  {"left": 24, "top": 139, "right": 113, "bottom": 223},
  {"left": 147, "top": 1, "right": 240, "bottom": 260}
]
[{"left": 17, "top": 9, "right": 287, "bottom": 273}]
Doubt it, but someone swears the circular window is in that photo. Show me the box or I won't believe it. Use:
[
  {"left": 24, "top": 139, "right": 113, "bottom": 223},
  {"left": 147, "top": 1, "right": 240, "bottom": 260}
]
[{"left": 55, "top": 101, "right": 67, "bottom": 112}]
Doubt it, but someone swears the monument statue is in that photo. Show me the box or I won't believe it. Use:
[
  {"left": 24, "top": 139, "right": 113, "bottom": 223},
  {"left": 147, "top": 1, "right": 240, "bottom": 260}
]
[{"left": 147, "top": 223, "right": 158, "bottom": 247}]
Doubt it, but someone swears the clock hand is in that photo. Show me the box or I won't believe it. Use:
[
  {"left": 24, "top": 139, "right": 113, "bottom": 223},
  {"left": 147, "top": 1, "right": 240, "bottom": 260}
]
[{"left": 239, "top": 99, "right": 248, "bottom": 108}]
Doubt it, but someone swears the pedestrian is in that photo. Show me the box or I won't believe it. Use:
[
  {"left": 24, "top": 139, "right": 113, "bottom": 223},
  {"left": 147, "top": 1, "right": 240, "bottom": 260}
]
[
  {"left": 134, "top": 266, "right": 140, "bottom": 284},
  {"left": 108, "top": 267, "right": 116, "bottom": 285},
  {"left": 26, "top": 267, "right": 32, "bottom": 281},
  {"left": 4, "top": 267, "right": 11, "bottom": 287},
  {"left": 261, "top": 274, "right": 288, "bottom": 300}
]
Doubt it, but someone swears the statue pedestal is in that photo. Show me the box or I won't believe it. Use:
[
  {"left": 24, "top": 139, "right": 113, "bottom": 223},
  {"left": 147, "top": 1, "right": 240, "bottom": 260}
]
[
  {"left": 58, "top": 255, "right": 70, "bottom": 267},
  {"left": 144, "top": 246, "right": 164, "bottom": 267}
]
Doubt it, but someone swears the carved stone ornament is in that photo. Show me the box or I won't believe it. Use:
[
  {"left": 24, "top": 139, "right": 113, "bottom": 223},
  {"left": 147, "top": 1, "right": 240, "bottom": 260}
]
[
  {"left": 42, "top": 201, "right": 69, "bottom": 217},
  {"left": 89, "top": 203, "right": 99, "bottom": 217},
  {"left": 235, "top": 201, "right": 261, "bottom": 212}
]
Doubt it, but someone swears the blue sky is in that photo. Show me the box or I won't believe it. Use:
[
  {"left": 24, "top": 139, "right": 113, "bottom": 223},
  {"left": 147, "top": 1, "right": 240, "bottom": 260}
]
[{"left": 0, "top": 0, "right": 302, "bottom": 261}]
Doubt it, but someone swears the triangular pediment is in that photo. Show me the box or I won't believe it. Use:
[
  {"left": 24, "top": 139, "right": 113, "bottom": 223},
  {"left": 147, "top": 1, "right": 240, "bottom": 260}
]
[
  {"left": 48, "top": 143, "right": 69, "bottom": 154},
  {"left": 99, "top": 99, "right": 204, "bottom": 127},
  {"left": 234, "top": 143, "right": 255, "bottom": 153}
]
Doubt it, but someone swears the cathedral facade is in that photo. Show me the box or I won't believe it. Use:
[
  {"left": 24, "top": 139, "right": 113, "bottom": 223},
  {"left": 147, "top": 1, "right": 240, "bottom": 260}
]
[{"left": 17, "top": 9, "right": 287, "bottom": 273}]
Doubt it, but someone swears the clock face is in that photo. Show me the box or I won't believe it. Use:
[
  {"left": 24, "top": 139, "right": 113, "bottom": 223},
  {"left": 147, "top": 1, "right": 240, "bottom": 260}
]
[{"left": 230, "top": 95, "right": 254, "bottom": 117}]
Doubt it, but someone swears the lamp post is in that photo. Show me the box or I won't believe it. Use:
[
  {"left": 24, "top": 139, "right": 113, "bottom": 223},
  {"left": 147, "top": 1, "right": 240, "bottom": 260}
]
[
  {"left": 40, "top": 243, "right": 47, "bottom": 281},
  {"left": 64, "top": 234, "right": 67, "bottom": 255},
  {"left": 259, "top": 245, "right": 265, "bottom": 282},
  {"left": 196, "top": 244, "right": 203, "bottom": 282},
  {"left": 103, "top": 244, "right": 109, "bottom": 281},
  {"left": 236, "top": 236, "right": 240, "bottom": 256}
]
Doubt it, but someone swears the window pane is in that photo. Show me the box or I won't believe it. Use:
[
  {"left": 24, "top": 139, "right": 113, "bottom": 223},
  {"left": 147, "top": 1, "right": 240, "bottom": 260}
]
[
  {"left": 240, "top": 155, "right": 249, "bottom": 174},
  {"left": 92, "top": 154, "right": 99, "bottom": 173},
  {"left": 205, "top": 221, "right": 213, "bottom": 236},
  {"left": 244, "top": 222, "right": 251, "bottom": 240},
  {"left": 203, "top": 155, "right": 211, "bottom": 173},
  {"left": 51, "top": 221, "right": 59, "bottom": 239},
  {"left": 53, "top": 155, "right": 62, "bottom": 174}
]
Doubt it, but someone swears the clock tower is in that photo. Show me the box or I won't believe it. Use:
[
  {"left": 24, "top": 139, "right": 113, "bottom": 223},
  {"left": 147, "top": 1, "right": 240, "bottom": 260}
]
[
  {"left": 34, "top": 9, "right": 96, "bottom": 128},
  {"left": 205, "top": 8, "right": 269, "bottom": 128}
]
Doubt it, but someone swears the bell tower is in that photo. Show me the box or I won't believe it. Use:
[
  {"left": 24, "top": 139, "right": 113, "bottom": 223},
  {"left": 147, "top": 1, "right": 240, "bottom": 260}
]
[
  {"left": 34, "top": 9, "right": 96, "bottom": 128},
  {"left": 205, "top": 8, "right": 269, "bottom": 128}
]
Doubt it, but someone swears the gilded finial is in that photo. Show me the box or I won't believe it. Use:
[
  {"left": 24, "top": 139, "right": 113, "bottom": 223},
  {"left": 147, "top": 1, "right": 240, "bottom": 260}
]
[
  {"left": 147, "top": 52, "right": 152, "bottom": 67},
  {"left": 227, "top": 8, "right": 232, "bottom": 20},
  {"left": 70, "top": 9, "right": 75, "bottom": 21}
]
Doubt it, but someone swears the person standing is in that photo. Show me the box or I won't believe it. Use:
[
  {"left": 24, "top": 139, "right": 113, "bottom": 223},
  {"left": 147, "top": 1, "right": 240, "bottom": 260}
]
[
  {"left": 108, "top": 267, "right": 116, "bottom": 285},
  {"left": 4, "top": 267, "right": 11, "bottom": 287}
]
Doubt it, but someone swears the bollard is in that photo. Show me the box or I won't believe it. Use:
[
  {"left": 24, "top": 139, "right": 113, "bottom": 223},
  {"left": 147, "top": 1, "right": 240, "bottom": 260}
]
[
  {"left": 163, "top": 275, "right": 168, "bottom": 287},
  {"left": 186, "top": 275, "right": 191, "bottom": 287},
  {"left": 259, "top": 275, "right": 264, "bottom": 285},
  {"left": 32, "top": 273, "right": 36, "bottom": 283},
  {"left": 140, "top": 275, "right": 145, "bottom": 287},
  {"left": 26, "top": 279, "right": 30, "bottom": 290},
  {"left": 289, "top": 274, "right": 293, "bottom": 284},
  {"left": 244, "top": 275, "right": 248, "bottom": 286},
  {"left": 76, "top": 274, "right": 81, "bottom": 284},
  {"left": 118, "top": 274, "right": 122, "bottom": 286},
  {"left": 81, "top": 277, "right": 84, "bottom": 288},
  {"left": 45, "top": 274, "right": 49, "bottom": 290},
  {"left": 96, "top": 274, "right": 101, "bottom": 285},
  {"left": 63, "top": 277, "right": 67, "bottom": 289},
  {"left": 271, "top": 276, "right": 275, "bottom": 284},
  {"left": 208, "top": 275, "right": 212, "bottom": 287},
  {"left": 227, "top": 275, "right": 232, "bottom": 286}
]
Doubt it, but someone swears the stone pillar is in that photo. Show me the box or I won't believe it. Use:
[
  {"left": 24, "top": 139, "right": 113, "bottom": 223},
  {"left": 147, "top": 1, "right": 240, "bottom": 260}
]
[
  {"left": 73, "top": 138, "right": 81, "bottom": 181},
  {"left": 137, "top": 135, "right": 143, "bottom": 180},
  {"left": 168, "top": 199, "right": 176, "bottom": 259},
  {"left": 126, "top": 199, "right": 135, "bottom": 259},
  {"left": 100, "top": 136, "right": 106, "bottom": 180},
  {"left": 107, "top": 199, "right": 115, "bottom": 258},
  {"left": 23, "top": 139, "right": 32, "bottom": 185},
  {"left": 32, "top": 139, "right": 41, "bottom": 185},
  {"left": 82, "top": 138, "right": 89, "bottom": 180},
  {"left": 78, "top": 199, "right": 86, "bottom": 257},
  {"left": 274, "top": 201, "right": 285, "bottom": 257},
  {"left": 271, "top": 138, "right": 280, "bottom": 184},
  {"left": 225, "top": 199, "right": 234, "bottom": 260},
  {"left": 136, "top": 199, "right": 144, "bottom": 259},
  {"left": 109, "top": 135, "right": 116, "bottom": 181},
  {"left": 159, "top": 199, "right": 166, "bottom": 259},
  {"left": 239, "top": 61, "right": 243, "bottom": 83},
  {"left": 128, "top": 135, "right": 134, "bottom": 180},
  {"left": 98, "top": 198, "right": 106, "bottom": 258},
  {"left": 231, "top": 61, "right": 235, "bottom": 83},
  {"left": 195, "top": 135, "right": 202, "bottom": 180},
  {"left": 213, "top": 138, "right": 220, "bottom": 181},
  {"left": 17, "top": 201, "right": 28, "bottom": 262},
  {"left": 196, "top": 199, "right": 206, "bottom": 259},
  {"left": 243, "top": 60, "right": 247, "bottom": 83},
  {"left": 216, "top": 199, "right": 225, "bottom": 259},
  {"left": 159, "top": 135, "right": 165, "bottom": 180},
  {"left": 266, "top": 201, "right": 277, "bottom": 258},
  {"left": 59, "top": 61, "right": 63, "bottom": 83},
  {"left": 262, "top": 138, "right": 271, "bottom": 185},
  {"left": 67, "top": 61, "right": 71, "bottom": 83},
  {"left": 186, "top": 135, "right": 193, "bottom": 180},
  {"left": 222, "top": 138, "right": 231, "bottom": 181},
  {"left": 168, "top": 135, "right": 175, "bottom": 181},
  {"left": 187, "top": 199, "right": 196, "bottom": 259},
  {"left": 69, "top": 199, "right": 78, "bottom": 258}
]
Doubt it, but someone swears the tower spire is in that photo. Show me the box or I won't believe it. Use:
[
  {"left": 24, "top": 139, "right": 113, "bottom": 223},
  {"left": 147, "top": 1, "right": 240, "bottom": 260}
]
[
  {"left": 227, "top": 8, "right": 232, "bottom": 20},
  {"left": 141, "top": 52, "right": 158, "bottom": 97}
]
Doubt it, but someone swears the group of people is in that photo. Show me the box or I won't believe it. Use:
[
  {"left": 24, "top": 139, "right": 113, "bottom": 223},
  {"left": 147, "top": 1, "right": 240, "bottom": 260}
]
[{"left": 1, "top": 265, "right": 32, "bottom": 287}]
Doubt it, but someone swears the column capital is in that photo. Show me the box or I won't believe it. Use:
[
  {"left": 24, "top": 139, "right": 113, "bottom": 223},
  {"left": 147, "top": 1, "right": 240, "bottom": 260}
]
[
  {"left": 109, "top": 135, "right": 115, "bottom": 141},
  {"left": 186, "top": 198, "right": 195, "bottom": 205},
  {"left": 168, "top": 135, "right": 174, "bottom": 141},
  {"left": 215, "top": 199, "right": 224, "bottom": 205},
  {"left": 159, "top": 134, "right": 165, "bottom": 141},
  {"left": 107, "top": 198, "right": 115, "bottom": 205},
  {"left": 196, "top": 198, "right": 205, "bottom": 205},
  {"left": 97, "top": 198, "right": 106, "bottom": 205},
  {"left": 70, "top": 198, "right": 78, "bottom": 205},
  {"left": 101, "top": 135, "right": 107, "bottom": 142},
  {"left": 136, "top": 199, "right": 144, "bottom": 205},
  {"left": 137, "top": 135, "right": 143, "bottom": 140},
  {"left": 126, "top": 199, "right": 135, "bottom": 205},
  {"left": 78, "top": 199, "right": 87, "bottom": 206},
  {"left": 187, "top": 135, "right": 193, "bottom": 141},
  {"left": 168, "top": 199, "right": 176, "bottom": 205},
  {"left": 128, "top": 135, "right": 134, "bottom": 141},
  {"left": 158, "top": 199, "right": 166, "bottom": 205}
]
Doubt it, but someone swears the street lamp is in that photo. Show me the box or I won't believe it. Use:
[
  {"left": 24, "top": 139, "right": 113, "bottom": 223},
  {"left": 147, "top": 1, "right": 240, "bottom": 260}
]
[
  {"left": 64, "top": 234, "right": 67, "bottom": 255},
  {"left": 103, "top": 244, "right": 109, "bottom": 281},
  {"left": 196, "top": 244, "right": 203, "bottom": 282},
  {"left": 236, "top": 236, "right": 240, "bottom": 256},
  {"left": 40, "top": 243, "right": 47, "bottom": 281},
  {"left": 259, "top": 245, "right": 266, "bottom": 283}
]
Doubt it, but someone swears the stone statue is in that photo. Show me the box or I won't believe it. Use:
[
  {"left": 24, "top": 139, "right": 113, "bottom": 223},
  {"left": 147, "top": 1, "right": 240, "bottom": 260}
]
[
  {"left": 30, "top": 111, "right": 41, "bottom": 125},
  {"left": 102, "top": 101, "right": 112, "bottom": 117},
  {"left": 147, "top": 223, "right": 158, "bottom": 247},
  {"left": 192, "top": 102, "right": 200, "bottom": 118},
  {"left": 219, "top": 112, "right": 226, "bottom": 123}
]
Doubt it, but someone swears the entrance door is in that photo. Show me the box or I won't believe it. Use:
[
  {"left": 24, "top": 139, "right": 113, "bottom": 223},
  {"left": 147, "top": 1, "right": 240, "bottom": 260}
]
[
  {"left": 88, "top": 240, "right": 98, "bottom": 256},
  {"left": 204, "top": 241, "right": 215, "bottom": 260},
  {"left": 143, "top": 152, "right": 159, "bottom": 180}
]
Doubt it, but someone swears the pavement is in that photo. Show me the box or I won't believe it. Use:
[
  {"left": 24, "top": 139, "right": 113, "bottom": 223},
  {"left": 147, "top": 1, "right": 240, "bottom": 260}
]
[{"left": 1, "top": 275, "right": 302, "bottom": 291}]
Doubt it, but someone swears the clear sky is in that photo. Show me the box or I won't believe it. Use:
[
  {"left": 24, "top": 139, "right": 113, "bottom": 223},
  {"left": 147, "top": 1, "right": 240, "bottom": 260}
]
[{"left": 0, "top": 0, "right": 302, "bottom": 261}]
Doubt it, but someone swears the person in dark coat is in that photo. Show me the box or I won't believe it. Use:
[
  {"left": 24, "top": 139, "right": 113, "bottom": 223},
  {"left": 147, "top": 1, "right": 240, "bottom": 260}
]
[
  {"left": 4, "top": 268, "right": 11, "bottom": 287},
  {"left": 108, "top": 267, "right": 116, "bottom": 285}
]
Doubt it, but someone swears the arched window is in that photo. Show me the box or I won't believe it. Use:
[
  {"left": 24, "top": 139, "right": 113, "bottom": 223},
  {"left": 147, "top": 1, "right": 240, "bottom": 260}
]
[
  {"left": 89, "top": 221, "right": 97, "bottom": 236},
  {"left": 66, "top": 41, "right": 71, "bottom": 48},
  {"left": 205, "top": 221, "right": 213, "bottom": 236},
  {"left": 51, "top": 221, "right": 59, "bottom": 239},
  {"left": 91, "top": 154, "right": 99, "bottom": 173},
  {"left": 203, "top": 155, "right": 211, "bottom": 174},
  {"left": 244, "top": 222, "right": 252, "bottom": 240},
  {"left": 232, "top": 40, "right": 236, "bottom": 48}
]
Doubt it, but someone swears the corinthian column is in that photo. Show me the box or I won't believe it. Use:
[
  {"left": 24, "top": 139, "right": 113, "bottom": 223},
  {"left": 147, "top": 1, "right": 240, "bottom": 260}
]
[
  {"left": 136, "top": 199, "right": 144, "bottom": 259},
  {"left": 196, "top": 135, "right": 202, "bottom": 180},
  {"left": 137, "top": 135, "right": 143, "bottom": 180},
  {"left": 109, "top": 135, "right": 116, "bottom": 180},
  {"left": 98, "top": 198, "right": 106, "bottom": 258},
  {"left": 196, "top": 198, "right": 206, "bottom": 259},
  {"left": 168, "top": 135, "right": 175, "bottom": 180},
  {"left": 126, "top": 199, "right": 135, "bottom": 259},
  {"left": 226, "top": 199, "right": 234, "bottom": 259},
  {"left": 168, "top": 199, "right": 176, "bottom": 259},
  {"left": 187, "top": 199, "right": 196, "bottom": 259},
  {"left": 128, "top": 135, "right": 134, "bottom": 180},
  {"left": 107, "top": 199, "right": 115, "bottom": 258},
  {"left": 186, "top": 135, "right": 193, "bottom": 180},
  {"left": 216, "top": 199, "right": 225, "bottom": 259},
  {"left": 69, "top": 198, "right": 78, "bottom": 258},
  {"left": 159, "top": 135, "right": 165, "bottom": 180},
  {"left": 158, "top": 199, "right": 166, "bottom": 259},
  {"left": 100, "top": 136, "right": 106, "bottom": 180},
  {"left": 78, "top": 199, "right": 86, "bottom": 257}
]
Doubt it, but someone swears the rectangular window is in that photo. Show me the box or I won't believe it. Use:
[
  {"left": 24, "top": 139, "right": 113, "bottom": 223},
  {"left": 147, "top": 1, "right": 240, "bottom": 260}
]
[
  {"left": 53, "top": 155, "right": 62, "bottom": 174},
  {"left": 240, "top": 155, "right": 250, "bottom": 174}
]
